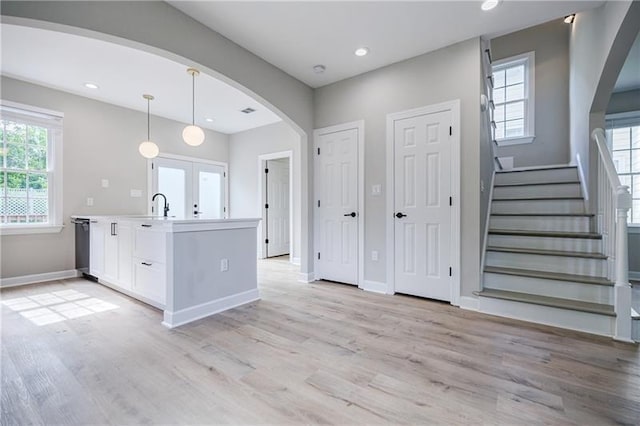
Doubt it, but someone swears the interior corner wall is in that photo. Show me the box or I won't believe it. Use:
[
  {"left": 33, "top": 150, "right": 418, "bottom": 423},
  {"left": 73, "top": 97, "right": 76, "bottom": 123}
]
[
  {"left": 228, "top": 121, "right": 301, "bottom": 262},
  {"left": 313, "top": 37, "right": 482, "bottom": 297},
  {"left": 491, "top": 19, "right": 570, "bottom": 168},
  {"left": 0, "top": 76, "right": 230, "bottom": 279},
  {"left": 569, "top": 1, "right": 637, "bottom": 208}
]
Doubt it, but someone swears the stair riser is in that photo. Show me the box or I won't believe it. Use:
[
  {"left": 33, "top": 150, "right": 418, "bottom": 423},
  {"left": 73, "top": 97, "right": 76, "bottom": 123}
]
[
  {"left": 486, "top": 251, "right": 607, "bottom": 276},
  {"left": 493, "top": 183, "right": 582, "bottom": 199},
  {"left": 488, "top": 234, "right": 602, "bottom": 253},
  {"left": 483, "top": 272, "right": 613, "bottom": 304},
  {"left": 489, "top": 216, "right": 592, "bottom": 233},
  {"left": 495, "top": 168, "right": 579, "bottom": 185},
  {"left": 492, "top": 199, "right": 585, "bottom": 214},
  {"left": 477, "top": 297, "right": 614, "bottom": 337}
]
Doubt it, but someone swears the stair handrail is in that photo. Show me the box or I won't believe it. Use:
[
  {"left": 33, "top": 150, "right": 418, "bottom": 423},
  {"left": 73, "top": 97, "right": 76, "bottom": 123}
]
[
  {"left": 592, "top": 127, "right": 633, "bottom": 342},
  {"left": 481, "top": 44, "right": 501, "bottom": 171}
]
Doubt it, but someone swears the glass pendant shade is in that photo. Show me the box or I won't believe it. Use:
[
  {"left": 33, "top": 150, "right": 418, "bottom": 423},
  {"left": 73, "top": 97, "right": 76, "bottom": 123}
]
[
  {"left": 139, "top": 140, "right": 159, "bottom": 158},
  {"left": 183, "top": 68, "right": 205, "bottom": 147},
  {"left": 182, "top": 125, "right": 205, "bottom": 146}
]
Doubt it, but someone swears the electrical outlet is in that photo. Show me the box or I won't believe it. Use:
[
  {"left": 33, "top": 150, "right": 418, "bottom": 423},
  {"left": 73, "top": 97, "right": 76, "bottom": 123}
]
[
  {"left": 371, "top": 250, "right": 379, "bottom": 261},
  {"left": 86, "top": 197, "right": 94, "bottom": 206},
  {"left": 372, "top": 184, "right": 382, "bottom": 196},
  {"left": 130, "top": 189, "right": 142, "bottom": 198},
  {"left": 220, "top": 258, "right": 229, "bottom": 272},
  {"left": 101, "top": 179, "right": 109, "bottom": 188}
]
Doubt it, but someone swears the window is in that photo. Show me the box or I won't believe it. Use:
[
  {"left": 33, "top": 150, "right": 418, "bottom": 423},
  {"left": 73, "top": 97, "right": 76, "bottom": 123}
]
[
  {"left": 607, "top": 124, "right": 640, "bottom": 224},
  {"left": 492, "top": 51, "right": 535, "bottom": 145},
  {"left": 0, "top": 101, "right": 63, "bottom": 234}
]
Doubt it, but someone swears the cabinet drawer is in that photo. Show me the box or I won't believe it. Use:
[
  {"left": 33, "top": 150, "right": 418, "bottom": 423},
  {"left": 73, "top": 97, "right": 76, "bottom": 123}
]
[
  {"left": 133, "top": 225, "right": 167, "bottom": 264},
  {"left": 133, "top": 259, "right": 166, "bottom": 305}
]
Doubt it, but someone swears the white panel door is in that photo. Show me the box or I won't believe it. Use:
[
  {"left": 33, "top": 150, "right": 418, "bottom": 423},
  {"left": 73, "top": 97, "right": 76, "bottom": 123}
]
[
  {"left": 193, "top": 163, "right": 226, "bottom": 219},
  {"left": 394, "top": 110, "right": 452, "bottom": 301},
  {"left": 265, "top": 159, "right": 290, "bottom": 257},
  {"left": 317, "top": 128, "right": 358, "bottom": 285}
]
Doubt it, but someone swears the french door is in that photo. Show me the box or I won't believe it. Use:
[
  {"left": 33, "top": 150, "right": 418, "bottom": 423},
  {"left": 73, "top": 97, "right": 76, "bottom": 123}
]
[{"left": 151, "top": 156, "right": 227, "bottom": 219}]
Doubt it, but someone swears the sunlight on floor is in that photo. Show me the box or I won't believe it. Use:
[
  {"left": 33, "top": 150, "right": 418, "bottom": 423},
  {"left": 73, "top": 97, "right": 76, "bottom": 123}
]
[{"left": 1, "top": 289, "right": 118, "bottom": 326}]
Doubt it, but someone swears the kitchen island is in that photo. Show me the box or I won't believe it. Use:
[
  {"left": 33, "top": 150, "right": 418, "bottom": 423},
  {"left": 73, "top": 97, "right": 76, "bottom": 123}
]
[{"left": 72, "top": 215, "right": 261, "bottom": 328}]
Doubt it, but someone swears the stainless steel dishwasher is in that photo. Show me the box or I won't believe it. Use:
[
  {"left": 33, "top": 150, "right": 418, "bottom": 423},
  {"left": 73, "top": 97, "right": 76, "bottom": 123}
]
[{"left": 72, "top": 218, "right": 96, "bottom": 280}]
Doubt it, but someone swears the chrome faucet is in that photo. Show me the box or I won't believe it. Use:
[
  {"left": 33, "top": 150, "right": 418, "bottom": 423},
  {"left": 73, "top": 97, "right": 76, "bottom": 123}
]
[{"left": 152, "top": 193, "right": 170, "bottom": 217}]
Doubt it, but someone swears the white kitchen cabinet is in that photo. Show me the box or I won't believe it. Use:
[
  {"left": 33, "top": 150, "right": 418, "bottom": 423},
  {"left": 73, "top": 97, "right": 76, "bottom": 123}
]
[
  {"left": 117, "top": 221, "right": 133, "bottom": 290},
  {"left": 89, "top": 219, "right": 106, "bottom": 277},
  {"left": 133, "top": 223, "right": 167, "bottom": 263},
  {"left": 103, "top": 221, "right": 119, "bottom": 284},
  {"left": 133, "top": 259, "right": 166, "bottom": 305}
]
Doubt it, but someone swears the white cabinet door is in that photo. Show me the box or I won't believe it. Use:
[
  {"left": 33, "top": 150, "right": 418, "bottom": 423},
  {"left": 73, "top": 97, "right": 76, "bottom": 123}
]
[
  {"left": 89, "top": 220, "right": 106, "bottom": 278},
  {"left": 316, "top": 128, "right": 359, "bottom": 285},
  {"left": 117, "top": 221, "right": 133, "bottom": 290},
  {"left": 103, "top": 221, "right": 119, "bottom": 284},
  {"left": 133, "top": 260, "right": 166, "bottom": 305},
  {"left": 133, "top": 224, "right": 167, "bottom": 264}
]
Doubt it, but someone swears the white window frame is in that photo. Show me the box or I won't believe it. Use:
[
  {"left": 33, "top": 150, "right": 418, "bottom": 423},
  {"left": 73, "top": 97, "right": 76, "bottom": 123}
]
[
  {"left": 0, "top": 100, "right": 64, "bottom": 235},
  {"left": 605, "top": 111, "right": 640, "bottom": 227},
  {"left": 492, "top": 51, "right": 536, "bottom": 146}
]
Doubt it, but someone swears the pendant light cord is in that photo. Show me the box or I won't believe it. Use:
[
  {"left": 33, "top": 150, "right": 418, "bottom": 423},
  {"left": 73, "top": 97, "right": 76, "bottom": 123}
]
[
  {"left": 191, "top": 72, "right": 195, "bottom": 126},
  {"left": 147, "top": 98, "right": 150, "bottom": 140}
]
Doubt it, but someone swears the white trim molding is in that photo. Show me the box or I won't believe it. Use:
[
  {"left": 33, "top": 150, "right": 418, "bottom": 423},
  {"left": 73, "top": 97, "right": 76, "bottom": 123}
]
[
  {"left": 361, "top": 280, "right": 389, "bottom": 294},
  {"left": 298, "top": 272, "right": 315, "bottom": 283},
  {"left": 386, "top": 100, "right": 462, "bottom": 306},
  {"left": 313, "top": 120, "right": 365, "bottom": 289},
  {"left": 459, "top": 296, "right": 480, "bottom": 312},
  {"left": 162, "top": 288, "right": 259, "bottom": 329},
  {"left": 0, "top": 269, "right": 79, "bottom": 288}
]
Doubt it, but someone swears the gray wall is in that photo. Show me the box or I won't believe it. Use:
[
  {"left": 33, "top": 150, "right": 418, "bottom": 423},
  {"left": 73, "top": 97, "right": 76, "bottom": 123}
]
[
  {"left": 0, "top": 77, "right": 229, "bottom": 278},
  {"left": 228, "top": 121, "right": 302, "bottom": 263},
  {"left": 569, "top": 1, "right": 637, "bottom": 206},
  {"left": 1, "top": 0, "right": 316, "bottom": 275},
  {"left": 491, "top": 19, "right": 570, "bottom": 168},
  {"left": 607, "top": 89, "right": 640, "bottom": 114},
  {"left": 314, "top": 38, "right": 482, "bottom": 296}
]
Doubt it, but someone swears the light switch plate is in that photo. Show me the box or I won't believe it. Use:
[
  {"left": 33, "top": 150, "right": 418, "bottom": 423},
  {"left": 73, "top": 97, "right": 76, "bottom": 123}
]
[
  {"left": 371, "top": 250, "right": 379, "bottom": 261},
  {"left": 372, "top": 184, "right": 382, "bottom": 196},
  {"left": 86, "top": 197, "right": 94, "bottom": 206},
  {"left": 130, "top": 189, "right": 142, "bottom": 198},
  {"left": 220, "top": 258, "right": 229, "bottom": 272},
  {"left": 101, "top": 179, "right": 109, "bottom": 188}
]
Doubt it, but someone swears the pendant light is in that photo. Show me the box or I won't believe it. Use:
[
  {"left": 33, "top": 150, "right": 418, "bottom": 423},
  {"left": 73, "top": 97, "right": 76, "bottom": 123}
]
[
  {"left": 139, "top": 94, "right": 159, "bottom": 159},
  {"left": 182, "top": 67, "right": 205, "bottom": 147}
]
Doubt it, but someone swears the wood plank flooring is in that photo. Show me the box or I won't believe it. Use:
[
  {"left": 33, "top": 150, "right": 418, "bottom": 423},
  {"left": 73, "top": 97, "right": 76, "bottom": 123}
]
[{"left": 2, "top": 258, "right": 639, "bottom": 425}]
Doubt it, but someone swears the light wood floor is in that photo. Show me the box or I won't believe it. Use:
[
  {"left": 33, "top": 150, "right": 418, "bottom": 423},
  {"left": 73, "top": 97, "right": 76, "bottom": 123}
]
[{"left": 2, "top": 259, "right": 639, "bottom": 425}]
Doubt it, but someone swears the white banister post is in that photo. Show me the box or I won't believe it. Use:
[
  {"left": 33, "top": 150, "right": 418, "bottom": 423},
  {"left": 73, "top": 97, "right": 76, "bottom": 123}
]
[{"left": 614, "top": 185, "right": 632, "bottom": 342}]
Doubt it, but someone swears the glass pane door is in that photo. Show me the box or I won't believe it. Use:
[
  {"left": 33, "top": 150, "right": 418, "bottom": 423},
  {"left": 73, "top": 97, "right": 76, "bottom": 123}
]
[
  {"left": 194, "top": 163, "right": 225, "bottom": 219},
  {"left": 152, "top": 158, "right": 193, "bottom": 218}
]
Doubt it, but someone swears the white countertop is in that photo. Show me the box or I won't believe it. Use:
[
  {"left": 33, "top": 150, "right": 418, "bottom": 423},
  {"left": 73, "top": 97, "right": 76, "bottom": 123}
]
[{"left": 71, "top": 215, "right": 261, "bottom": 230}]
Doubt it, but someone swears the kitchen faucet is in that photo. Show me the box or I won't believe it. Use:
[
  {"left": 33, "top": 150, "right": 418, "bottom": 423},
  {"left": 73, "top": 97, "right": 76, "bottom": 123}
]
[{"left": 152, "top": 193, "right": 170, "bottom": 217}]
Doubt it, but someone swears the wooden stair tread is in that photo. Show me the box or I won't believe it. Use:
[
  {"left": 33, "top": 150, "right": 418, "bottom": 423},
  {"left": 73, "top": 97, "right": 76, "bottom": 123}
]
[
  {"left": 496, "top": 165, "right": 577, "bottom": 174},
  {"left": 490, "top": 213, "right": 595, "bottom": 217},
  {"left": 486, "top": 246, "right": 607, "bottom": 259},
  {"left": 489, "top": 229, "right": 602, "bottom": 239},
  {"left": 494, "top": 181, "right": 581, "bottom": 187},
  {"left": 493, "top": 196, "right": 584, "bottom": 201},
  {"left": 475, "top": 289, "right": 615, "bottom": 316},
  {"left": 483, "top": 266, "right": 613, "bottom": 286}
]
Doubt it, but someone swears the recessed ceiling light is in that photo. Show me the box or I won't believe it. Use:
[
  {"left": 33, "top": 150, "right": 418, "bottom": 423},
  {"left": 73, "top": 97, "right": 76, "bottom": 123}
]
[
  {"left": 84, "top": 82, "right": 99, "bottom": 89},
  {"left": 205, "top": 118, "right": 214, "bottom": 122},
  {"left": 481, "top": 0, "right": 500, "bottom": 11},
  {"left": 313, "top": 64, "right": 326, "bottom": 74},
  {"left": 354, "top": 47, "right": 369, "bottom": 57},
  {"left": 564, "top": 14, "right": 576, "bottom": 24}
]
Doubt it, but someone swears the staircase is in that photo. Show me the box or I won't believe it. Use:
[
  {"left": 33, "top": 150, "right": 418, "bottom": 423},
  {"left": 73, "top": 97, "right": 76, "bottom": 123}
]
[{"left": 476, "top": 165, "right": 620, "bottom": 336}]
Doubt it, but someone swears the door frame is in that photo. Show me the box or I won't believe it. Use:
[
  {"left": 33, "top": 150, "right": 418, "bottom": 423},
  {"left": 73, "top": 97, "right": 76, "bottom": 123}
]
[
  {"left": 385, "top": 100, "right": 461, "bottom": 306},
  {"left": 146, "top": 153, "right": 229, "bottom": 217},
  {"left": 257, "top": 150, "right": 293, "bottom": 260},
  {"left": 313, "top": 120, "right": 365, "bottom": 288}
]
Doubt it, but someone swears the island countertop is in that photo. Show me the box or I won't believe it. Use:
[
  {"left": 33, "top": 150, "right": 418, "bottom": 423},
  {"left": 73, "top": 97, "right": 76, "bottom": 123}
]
[{"left": 71, "top": 215, "right": 261, "bottom": 232}]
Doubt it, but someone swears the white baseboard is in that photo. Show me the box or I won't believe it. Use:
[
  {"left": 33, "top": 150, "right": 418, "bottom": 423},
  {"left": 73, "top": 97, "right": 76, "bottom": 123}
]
[
  {"left": 459, "top": 296, "right": 479, "bottom": 311},
  {"left": 291, "top": 257, "right": 301, "bottom": 266},
  {"left": 298, "top": 272, "right": 315, "bottom": 283},
  {"left": 0, "top": 269, "right": 79, "bottom": 288},
  {"left": 359, "top": 280, "right": 388, "bottom": 294},
  {"left": 629, "top": 271, "right": 640, "bottom": 281},
  {"left": 162, "top": 288, "right": 260, "bottom": 329}
]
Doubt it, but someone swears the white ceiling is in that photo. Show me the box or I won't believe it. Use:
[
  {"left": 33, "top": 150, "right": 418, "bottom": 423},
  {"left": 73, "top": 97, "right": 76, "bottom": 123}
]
[
  {"left": 170, "top": 1, "right": 604, "bottom": 88},
  {"left": 0, "top": 24, "right": 282, "bottom": 134},
  {"left": 614, "top": 32, "right": 640, "bottom": 93}
]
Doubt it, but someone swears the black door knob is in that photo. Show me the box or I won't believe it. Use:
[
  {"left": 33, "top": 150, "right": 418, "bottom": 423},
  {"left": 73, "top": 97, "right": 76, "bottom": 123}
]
[
  {"left": 395, "top": 212, "right": 407, "bottom": 218},
  {"left": 344, "top": 212, "right": 357, "bottom": 217}
]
